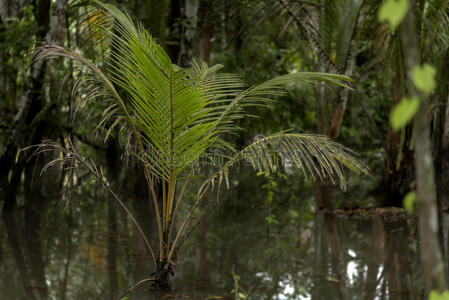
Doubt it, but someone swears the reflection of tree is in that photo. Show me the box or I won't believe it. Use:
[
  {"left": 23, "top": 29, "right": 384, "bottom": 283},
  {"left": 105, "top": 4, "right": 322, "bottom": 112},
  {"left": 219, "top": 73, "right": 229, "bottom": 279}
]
[
  {"left": 384, "top": 220, "right": 414, "bottom": 300},
  {"left": 314, "top": 183, "right": 348, "bottom": 300},
  {"left": 59, "top": 206, "right": 73, "bottom": 300},
  {"left": 325, "top": 212, "right": 349, "bottom": 300},
  {"left": 311, "top": 210, "right": 421, "bottom": 300},
  {"left": 3, "top": 150, "right": 63, "bottom": 300},
  {"left": 363, "top": 218, "right": 384, "bottom": 300},
  {"left": 23, "top": 157, "right": 50, "bottom": 300},
  {"left": 3, "top": 208, "right": 37, "bottom": 299},
  {"left": 125, "top": 162, "right": 156, "bottom": 299},
  {"left": 312, "top": 211, "right": 330, "bottom": 300}
]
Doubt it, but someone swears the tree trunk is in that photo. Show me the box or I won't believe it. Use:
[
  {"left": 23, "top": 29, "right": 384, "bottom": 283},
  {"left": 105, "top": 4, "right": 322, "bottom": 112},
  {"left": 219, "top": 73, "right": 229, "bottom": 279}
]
[
  {"left": 402, "top": 7, "right": 445, "bottom": 293},
  {"left": 166, "top": 0, "right": 183, "bottom": 64},
  {"left": 196, "top": 0, "right": 213, "bottom": 63},
  {"left": 376, "top": 32, "right": 416, "bottom": 206},
  {"left": 328, "top": 40, "right": 357, "bottom": 141},
  {"left": 179, "top": 0, "right": 199, "bottom": 66}
]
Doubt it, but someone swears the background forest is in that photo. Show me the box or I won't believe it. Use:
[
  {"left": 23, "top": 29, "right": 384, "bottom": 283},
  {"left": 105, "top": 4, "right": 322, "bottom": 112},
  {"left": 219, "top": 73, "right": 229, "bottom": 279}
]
[{"left": 1, "top": 0, "right": 449, "bottom": 299}]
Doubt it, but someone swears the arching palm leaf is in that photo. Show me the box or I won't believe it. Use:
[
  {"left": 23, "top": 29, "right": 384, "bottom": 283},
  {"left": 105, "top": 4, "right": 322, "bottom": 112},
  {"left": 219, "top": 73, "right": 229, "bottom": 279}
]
[
  {"left": 200, "top": 133, "right": 369, "bottom": 195},
  {"left": 187, "top": 59, "right": 352, "bottom": 141}
]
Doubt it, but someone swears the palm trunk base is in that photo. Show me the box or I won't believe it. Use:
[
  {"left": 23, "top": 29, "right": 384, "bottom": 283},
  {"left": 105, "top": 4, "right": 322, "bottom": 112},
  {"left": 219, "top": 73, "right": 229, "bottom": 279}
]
[{"left": 153, "top": 260, "right": 174, "bottom": 291}]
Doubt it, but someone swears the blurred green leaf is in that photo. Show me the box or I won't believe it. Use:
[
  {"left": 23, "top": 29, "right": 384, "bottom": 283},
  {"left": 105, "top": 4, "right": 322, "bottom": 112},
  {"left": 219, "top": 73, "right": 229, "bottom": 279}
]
[
  {"left": 429, "top": 290, "right": 449, "bottom": 300},
  {"left": 265, "top": 214, "right": 278, "bottom": 225},
  {"left": 403, "top": 191, "right": 416, "bottom": 214},
  {"left": 412, "top": 64, "right": 436, "bottom": 95},
  {"left": 378, "top": 0, "right": 409, "bottom": 30},
  {"left": 390, "top": 96, "right": 420, "bottom": 131}
]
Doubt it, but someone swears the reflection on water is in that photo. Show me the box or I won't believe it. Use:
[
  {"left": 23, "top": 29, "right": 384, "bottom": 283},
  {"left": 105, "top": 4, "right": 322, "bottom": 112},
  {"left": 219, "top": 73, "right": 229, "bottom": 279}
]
[{"left": 0, "top": 186, "right": 425, "bottom": 300}]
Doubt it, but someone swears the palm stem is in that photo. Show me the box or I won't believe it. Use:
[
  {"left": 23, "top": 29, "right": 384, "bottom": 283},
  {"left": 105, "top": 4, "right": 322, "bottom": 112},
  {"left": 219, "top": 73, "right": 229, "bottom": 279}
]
[
  {"left": 167, "top": 179, "right": 176, "bottom": 232},
  {"left": 167, "top": 68, "right": 175, "bottom": 234},
  {"left": 162, "top": 180, "right": 167, "bottom": 230},
  {"left": 166, "top": 181, "right": 211, "bottom": 266},
  {"left": 167, "top": 171, "right": 192, "bottom": 243}
]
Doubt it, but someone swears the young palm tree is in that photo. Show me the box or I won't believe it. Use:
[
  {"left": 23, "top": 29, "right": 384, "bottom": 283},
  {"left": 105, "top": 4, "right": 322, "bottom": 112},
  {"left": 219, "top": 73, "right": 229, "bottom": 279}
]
[{"left": 33, "top": 1, "right": 368, "bottom": 291}]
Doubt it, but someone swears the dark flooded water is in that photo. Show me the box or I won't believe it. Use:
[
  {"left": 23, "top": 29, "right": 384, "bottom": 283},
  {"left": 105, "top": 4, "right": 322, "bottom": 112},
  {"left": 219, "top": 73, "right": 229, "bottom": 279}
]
[{"left": 0, "top": 185, "right": 425, "bottom": 300}]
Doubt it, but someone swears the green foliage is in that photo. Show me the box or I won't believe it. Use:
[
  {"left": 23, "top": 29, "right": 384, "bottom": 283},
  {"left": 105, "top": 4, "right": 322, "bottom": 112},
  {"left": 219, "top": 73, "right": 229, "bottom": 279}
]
[
  {"left": 0, "top": 5, "right": 35, "bottom": 52},
  {"left": 258, "top": 170, "right": 286, "bottom": 226},
  {"left": 390, "top": 96, "right": 420, "bottom": 131},
  {"left": 34, "top": 1, "right": 370, "bottom": 282},
  {"left": 378, "top": 0, "right": 409, "bottom": 30},
  {"left": 403, "top": 191, "right": 416, "bottom": 214},
  {"left": 412, "top": 64, "right": 436, "bottom": 96},
  {"left": 36, "top": 1, "right": 358, "bottom": 186},
  {"left": 429, "top": 290, "right": 449, "bottom": 300}
]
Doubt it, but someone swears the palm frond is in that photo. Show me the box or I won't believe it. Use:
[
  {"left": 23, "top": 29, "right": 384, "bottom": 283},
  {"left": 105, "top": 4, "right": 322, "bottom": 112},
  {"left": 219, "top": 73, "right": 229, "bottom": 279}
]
[
  {"left": 200, "top": 133, "right": 369, "bottom": 194},
  {"left": 188, "top": 60, "right": 352, "bottom": 136},
  {"left": 212, "top": 72, "right": 352, "bottom": 133},
  {"left": 32, "top": 44, "right": 129, "bottom": 133},
  {"left": 94, "top": 2, "right": 219, "bottom": 181}
]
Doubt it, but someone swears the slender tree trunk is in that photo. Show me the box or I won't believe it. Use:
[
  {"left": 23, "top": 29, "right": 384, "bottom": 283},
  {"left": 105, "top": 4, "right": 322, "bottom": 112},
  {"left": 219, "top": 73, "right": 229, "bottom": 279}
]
[
  {"left": 196, "top": 0, "right": 212, "bottom": 63},
  {"left": 180, "top": 0, "right": 199, "bottom": 66},
  {"left": 402, "top": 7, "right": 445, "bottom": 293},
  {"left": 166, "top": 0, "right": 183, "bottom": 64},
  {"left": 328, "top": 40, "right": 357, "bottom": 141},
  {"left": 377, "top": 32, "right": 416, "bottom": 205},
  {"left": 435, "top": 94, "right": 449, "bottom": 286},
  {"left": 133, "top": 0, "right": 168, "bottom": 42}
]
